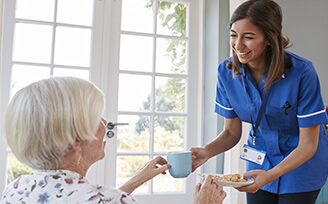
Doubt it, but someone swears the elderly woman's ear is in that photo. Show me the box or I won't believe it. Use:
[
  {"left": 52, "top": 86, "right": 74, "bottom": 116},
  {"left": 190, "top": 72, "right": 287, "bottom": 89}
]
[{"left": 70, "top": 138, "right": 82, "bottom": 151}]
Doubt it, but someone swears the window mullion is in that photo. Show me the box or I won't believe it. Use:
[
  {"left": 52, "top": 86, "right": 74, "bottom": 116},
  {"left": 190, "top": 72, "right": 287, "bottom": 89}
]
[
  {"left": 49, "top": 0, "right": 58, "bottom": 76},
  {"left": 0, "top": 0, "right": 17, "bottom": 194}
]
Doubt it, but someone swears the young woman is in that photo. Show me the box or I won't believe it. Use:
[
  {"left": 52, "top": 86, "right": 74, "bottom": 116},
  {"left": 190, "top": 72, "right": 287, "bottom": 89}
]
[{"left": 191, "top": 0, "right": 328, "bottom": 203}]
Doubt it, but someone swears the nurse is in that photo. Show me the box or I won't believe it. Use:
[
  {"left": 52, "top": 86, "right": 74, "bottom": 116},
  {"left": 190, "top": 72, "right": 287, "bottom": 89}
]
[{"left": 190, "top": 0, "right": 328, "bottom": 203}]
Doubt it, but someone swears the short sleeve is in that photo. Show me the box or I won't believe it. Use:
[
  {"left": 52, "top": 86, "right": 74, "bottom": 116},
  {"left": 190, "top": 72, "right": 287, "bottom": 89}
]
[
  {"left": 297, "top": 62, "right": 328, "bottom": 127},
  {"left": 215, "top": 62, "right": 238, "bottom": 119}
]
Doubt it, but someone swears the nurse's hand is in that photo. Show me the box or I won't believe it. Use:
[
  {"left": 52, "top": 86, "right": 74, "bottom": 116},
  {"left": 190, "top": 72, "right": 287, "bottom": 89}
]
[
  {"left": 190, "top": 147, "right": 209, "bottom": 172},
  {"left": 235, "top": 170, "right": 275, "bottom": 193}
]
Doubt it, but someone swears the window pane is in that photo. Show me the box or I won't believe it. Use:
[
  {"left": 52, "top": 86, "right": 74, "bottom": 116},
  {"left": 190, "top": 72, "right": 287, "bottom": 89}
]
[
  {"left": 157, "top": 1, "right": 186, "bottom": 37},
  {"left": 11, "top": 64, "right": 50, "bottom": 98},
  {"left": 156, "top": 38, "right": 186, "bottom": 74},
  {"left": 155, "top": 77, "right": 185, "bottom": 112},
  {"left": 154, "top": 116, "right": 184, "bottom": 152},
  {"left": 117, "top": 115, "right": 150, "bottom": 152},
  {"left": 57, "top": 0, "right": 94, "bottom": 26},
  {"left": 121, "top": 0, "right": 153, "bottom": 33},
  {"left": 53, "top": 68, "right": 89, "bottom": 80},
  {"left": 13, "top": 23, "right": 53, "bottom": 63},
  {"left": 7, "top": 153, "right": 32, "bottom": 184},
  {"left": 118, "top": 74, "right": 151, "bottom": 112},
  {"left": 54, "top": 26, "right": 91, "bottom": 67},
  {"left": 16, "top": 0, "right": 55, "bottom": 22},
  {"left": 116, "top": 156, "right": 149, "bottom": 193},
  {"left": 119, "top": 34, "right": 153, "bottom": 72}
]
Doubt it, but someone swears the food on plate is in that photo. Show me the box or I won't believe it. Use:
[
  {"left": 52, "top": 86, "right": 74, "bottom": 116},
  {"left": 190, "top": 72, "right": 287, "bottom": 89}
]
[{"left": 204, "top": 173, "right": 247, "bottom": 183}]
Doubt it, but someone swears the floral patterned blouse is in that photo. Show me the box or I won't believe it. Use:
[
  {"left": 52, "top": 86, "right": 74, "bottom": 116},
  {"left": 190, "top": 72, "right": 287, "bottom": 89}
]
[{"left": 1, "top": 169, "right": 141, "bottom": 204}]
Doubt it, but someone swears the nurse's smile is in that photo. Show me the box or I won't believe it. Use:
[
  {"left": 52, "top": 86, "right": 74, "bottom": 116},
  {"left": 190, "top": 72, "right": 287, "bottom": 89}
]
[{"left": 237, "top": 51, "right": 251, "bottom": 58}]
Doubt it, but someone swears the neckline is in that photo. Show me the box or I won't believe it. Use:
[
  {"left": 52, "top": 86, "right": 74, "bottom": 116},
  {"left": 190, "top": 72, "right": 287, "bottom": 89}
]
[{"left": 32, "top": 169, "right": 86, "bottom": 181}]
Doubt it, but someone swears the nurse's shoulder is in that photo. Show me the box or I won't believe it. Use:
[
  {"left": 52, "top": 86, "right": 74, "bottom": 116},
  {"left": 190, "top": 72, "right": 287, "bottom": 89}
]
[
  {"left": 217, "top": 57, "right": 234, "bottom": 78},
  {"left": 285, "top": 51, "right": 315, "bottom": 72}
]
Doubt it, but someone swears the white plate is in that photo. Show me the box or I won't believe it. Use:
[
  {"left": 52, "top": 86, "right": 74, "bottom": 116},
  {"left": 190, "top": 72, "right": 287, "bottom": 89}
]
[{"left": 198, "top": 173, "right": 254, "bottom": 188}]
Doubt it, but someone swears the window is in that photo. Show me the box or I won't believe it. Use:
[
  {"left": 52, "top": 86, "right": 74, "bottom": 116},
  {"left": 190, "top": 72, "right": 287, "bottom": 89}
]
[
  {"left": 116, "top": 0, "right": 188, "bottom": 192},
  {"left": 1, "top": 0, "right": 98, "bottom": 186},
  {"left": 0, "top": 0, "right": 203, "bottom": 203}
]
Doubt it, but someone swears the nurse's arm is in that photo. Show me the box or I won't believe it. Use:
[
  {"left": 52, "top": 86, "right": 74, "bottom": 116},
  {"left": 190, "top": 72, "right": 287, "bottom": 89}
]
[
  {"left": 204, "top": 117, "right": 242, "bottom": 158},
  {"left": 239, "top": 125, "right": 319, "bottom": 193},
  {"left": 268, "top": 125, "right": 319, "bottom": 180}
]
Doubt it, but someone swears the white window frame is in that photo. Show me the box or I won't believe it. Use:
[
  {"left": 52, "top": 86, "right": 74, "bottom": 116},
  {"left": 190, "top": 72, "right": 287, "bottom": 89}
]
[
  {"left": 0, "top": 0, "right": 3, "bottom": 190},
  {"left": 0, "top": 0, "right": 205, "bottom": 203},
  {"left": 90, "top": 0, "right": 204, "bottom": 203}
]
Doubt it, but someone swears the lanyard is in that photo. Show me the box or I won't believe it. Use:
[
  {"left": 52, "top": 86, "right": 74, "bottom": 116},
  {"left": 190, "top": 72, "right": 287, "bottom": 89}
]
[{"left": 242, "top": 74, "right": 271, "bottom": 146}]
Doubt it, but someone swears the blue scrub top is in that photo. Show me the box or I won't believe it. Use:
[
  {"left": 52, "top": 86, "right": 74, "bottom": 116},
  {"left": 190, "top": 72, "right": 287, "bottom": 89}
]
[{"left": 215, "top": 51, "right": 328, "bottom": 194}]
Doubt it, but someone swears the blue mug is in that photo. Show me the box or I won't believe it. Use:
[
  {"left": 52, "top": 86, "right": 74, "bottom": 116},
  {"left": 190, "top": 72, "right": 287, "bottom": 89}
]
[{"left": 167, "top": 151, "right": 192, "bottom": 178}]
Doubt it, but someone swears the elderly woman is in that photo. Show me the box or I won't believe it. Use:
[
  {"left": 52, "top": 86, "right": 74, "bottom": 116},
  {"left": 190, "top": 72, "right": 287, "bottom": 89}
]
[{"left": 1, "top": 77, "right": 225, "bottom": 204}]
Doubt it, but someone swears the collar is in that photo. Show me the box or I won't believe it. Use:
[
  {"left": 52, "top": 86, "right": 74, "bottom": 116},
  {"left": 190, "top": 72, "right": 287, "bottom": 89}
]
[
  {"left": 240, "top": 64, "right": 246, "bottom": 76},
  {"left": 241, "top": 64, "right": 268, "bottom": 91},
  {"left": 241, "top": 64, "right": 286, "bottom": 83},
  {"left": 33, "top": 169, "right": 86, "bottom": 181}
]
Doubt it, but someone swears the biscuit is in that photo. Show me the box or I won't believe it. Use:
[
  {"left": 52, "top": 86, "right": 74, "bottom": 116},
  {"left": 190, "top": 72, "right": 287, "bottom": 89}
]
[{"left": 204, "top": 173, "right": 247, "bottom": 183}]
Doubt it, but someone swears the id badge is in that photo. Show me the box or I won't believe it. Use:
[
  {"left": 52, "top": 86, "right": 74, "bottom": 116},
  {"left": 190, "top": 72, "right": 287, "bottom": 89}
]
[{"left": 240, "top": 144, "right": 266, "bottom": 165}]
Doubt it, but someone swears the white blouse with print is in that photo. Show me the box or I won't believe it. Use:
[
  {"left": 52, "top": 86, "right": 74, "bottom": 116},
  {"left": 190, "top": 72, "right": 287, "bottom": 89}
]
[{"left": 1, "top": 169, "right": 141, "bottom": 204}]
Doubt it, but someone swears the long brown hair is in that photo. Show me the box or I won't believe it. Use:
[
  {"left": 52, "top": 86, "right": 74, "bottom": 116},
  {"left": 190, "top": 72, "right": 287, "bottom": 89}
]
[{"left": 227, "top": 0, "right": 290, "bottom": 91}]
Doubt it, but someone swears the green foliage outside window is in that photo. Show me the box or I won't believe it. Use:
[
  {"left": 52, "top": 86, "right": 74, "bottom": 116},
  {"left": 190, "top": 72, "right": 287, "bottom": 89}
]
[
  {"left": 117, "top": 126, "right": 183, "bottom": 178},
  {"left": 7, "top": 154, "right": 32, "bottom": 183},
  {"left": 136, "top": 1, "right": 187, "bottom": 133}
]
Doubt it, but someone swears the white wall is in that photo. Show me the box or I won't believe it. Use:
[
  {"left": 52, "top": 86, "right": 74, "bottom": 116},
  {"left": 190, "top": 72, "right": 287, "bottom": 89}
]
[
  {"left": 203, "top": 0, "right": 229, "bottom": 174},
  {"left": 276, "top": 0, "right": 328, "bottom": 103}
]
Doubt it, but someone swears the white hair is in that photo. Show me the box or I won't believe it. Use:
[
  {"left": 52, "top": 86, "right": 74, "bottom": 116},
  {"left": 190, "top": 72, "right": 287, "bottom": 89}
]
[{"left": 4, "top": 77, "right": 105, "bottom": 169}]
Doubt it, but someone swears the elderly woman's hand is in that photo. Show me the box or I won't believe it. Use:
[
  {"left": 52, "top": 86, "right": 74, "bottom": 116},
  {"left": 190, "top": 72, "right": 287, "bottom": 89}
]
[
  {"left": 119, "top": 156, "right": 170, "bottom": 194},
  {"left": 193, "top": 175, "right": 226, "bottom": 204}
]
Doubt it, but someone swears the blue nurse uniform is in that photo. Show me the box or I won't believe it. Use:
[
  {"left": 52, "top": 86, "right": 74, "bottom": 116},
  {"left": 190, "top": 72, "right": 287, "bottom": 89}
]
[{"left": 215, "top": 51, "right": 328, "bottom": 194}]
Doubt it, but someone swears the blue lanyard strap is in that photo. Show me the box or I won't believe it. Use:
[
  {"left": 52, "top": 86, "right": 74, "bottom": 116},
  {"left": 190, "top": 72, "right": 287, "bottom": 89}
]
[
  {"left": 242, "top": 75, "right": 271, "bottom": 145},
  {"left": 253, "top": 85, "right": 271, "bottom": 137}
]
